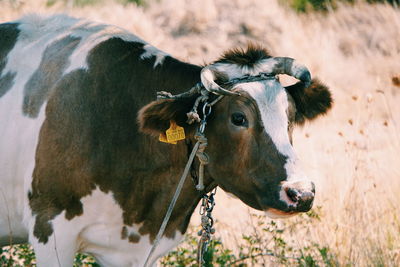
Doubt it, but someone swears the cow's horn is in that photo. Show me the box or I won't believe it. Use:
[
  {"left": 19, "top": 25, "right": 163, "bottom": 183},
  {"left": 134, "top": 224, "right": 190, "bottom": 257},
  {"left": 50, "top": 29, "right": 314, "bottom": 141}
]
[
  {"left": 200, "top": 66, "right": 240, "bottom": 96},
  {"left": 264, "top": 57, "right": 311, "bottom": 87}
]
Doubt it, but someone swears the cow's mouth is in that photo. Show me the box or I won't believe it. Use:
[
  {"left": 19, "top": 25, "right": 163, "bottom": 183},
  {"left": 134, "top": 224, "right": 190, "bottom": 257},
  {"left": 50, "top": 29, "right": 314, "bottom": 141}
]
[{"left": 265, "top": 208, "right": 298, "bottom": 219}]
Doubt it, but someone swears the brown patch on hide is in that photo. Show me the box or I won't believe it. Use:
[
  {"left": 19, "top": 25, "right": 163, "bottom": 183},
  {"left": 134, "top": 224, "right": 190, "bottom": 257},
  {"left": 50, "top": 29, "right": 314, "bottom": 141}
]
[
  {"left": 128, "top": 233, "right": 141, "bottom": 243},
  {"left": 121, "top": 226, "right": 128, "bottom": 239},
  {"left": 121, "top": 226, "right": 141, "bottom": 243}
]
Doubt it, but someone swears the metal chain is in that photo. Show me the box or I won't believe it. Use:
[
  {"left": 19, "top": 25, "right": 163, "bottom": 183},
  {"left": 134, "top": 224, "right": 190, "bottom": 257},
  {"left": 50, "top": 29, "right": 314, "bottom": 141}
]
[{"left": 197, "top": 188, "right": 217, "bottom": 266}]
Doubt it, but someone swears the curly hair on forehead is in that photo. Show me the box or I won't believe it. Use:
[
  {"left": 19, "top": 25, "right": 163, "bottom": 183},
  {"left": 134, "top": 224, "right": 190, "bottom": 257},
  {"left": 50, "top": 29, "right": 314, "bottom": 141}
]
[{"left": 215, "top": 43, "right": 272, "bottom": 67}]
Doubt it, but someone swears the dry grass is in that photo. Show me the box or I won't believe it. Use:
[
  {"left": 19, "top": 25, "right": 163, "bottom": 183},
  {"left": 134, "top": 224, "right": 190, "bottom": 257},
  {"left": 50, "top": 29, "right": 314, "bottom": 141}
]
[{"left": 1, "top": 0, "right": 400, "bottom": 265}]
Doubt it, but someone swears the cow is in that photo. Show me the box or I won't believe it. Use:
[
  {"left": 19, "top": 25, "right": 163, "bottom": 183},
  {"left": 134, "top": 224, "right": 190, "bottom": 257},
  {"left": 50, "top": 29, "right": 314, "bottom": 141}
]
[{"left": 0, "top": 14, "right": 332, "bottom": 266}]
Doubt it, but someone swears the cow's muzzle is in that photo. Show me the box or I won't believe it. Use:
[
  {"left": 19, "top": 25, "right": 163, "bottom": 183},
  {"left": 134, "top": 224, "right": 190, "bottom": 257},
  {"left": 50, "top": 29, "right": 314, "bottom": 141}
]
[{"left": 280, "top": 180, "right": 315, "bottom": 212}]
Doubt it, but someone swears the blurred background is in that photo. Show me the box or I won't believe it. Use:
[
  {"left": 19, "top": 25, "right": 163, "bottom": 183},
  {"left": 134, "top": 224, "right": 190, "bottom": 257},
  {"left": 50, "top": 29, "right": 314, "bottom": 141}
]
[{"left": 1, "top": 0, "right": 400, "bottom": 265}]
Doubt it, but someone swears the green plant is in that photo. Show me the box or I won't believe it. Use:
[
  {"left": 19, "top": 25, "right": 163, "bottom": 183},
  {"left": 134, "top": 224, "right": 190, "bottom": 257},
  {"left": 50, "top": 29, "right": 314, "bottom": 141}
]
[
  {"left": 162, "top": 209, "right": 339, "bottom": 266},
  {"left": 74, "top": 253, "right": 100, "bottom": 266},
  {"left": 283, "top": 0, "right": 398, "bottom": 13},
  {"left": 0, "top": 244, "right": 100, "bottom": 267},
  {"left": 0, "top": 244, "right": 36, "bottom": 267},
  {"left": 119, "top": 0, "right": 145, "bottom": 5},
  {"left": 0, "top": 209, "right": 342, "bottom": 266},
  {"left": 291, "top": 0, "right": 333, "bottom": 12}
]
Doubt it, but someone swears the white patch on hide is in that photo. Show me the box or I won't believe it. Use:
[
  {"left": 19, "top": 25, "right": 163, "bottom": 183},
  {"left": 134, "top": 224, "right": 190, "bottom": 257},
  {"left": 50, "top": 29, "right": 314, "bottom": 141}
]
[
  {"left": 210, "top": 58, "right": 280, "bottom": 80},
  {"left": 278, "top": 188, "right": 298, "bottom": 209},
  {"left": 29, "top": 188, "right": 182, "bottom": 267},
  {"left": 264, "top": 209, "right": 296, "bottom": 219},
  {"left": 140, "top": 44, "right": 168, "bottom": 68},
  {"left": 0, "top": 17, "right": 52, "bottom": 243},
  {"left": 237, "top": 80, "right": 306, "bottom": 181},
  {"left": 9, "top": 14, "right": 148, "bottom": 75}
]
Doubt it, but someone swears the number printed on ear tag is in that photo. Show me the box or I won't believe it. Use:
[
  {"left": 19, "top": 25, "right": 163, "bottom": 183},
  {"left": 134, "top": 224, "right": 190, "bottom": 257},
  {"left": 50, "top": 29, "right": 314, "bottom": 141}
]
[
  {"left": 166, "top": 121, "right": 185, "bottom": 143},
  {"left": 159, "top": 121, "right": 185, "bottom": 144},
  {"left": 159, "top": 133, "right": 177, "bottom": 144}
]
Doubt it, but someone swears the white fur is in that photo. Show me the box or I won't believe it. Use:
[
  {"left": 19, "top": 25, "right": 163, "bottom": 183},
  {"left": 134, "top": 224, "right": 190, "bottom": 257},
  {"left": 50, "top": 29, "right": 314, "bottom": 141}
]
[
  {"left": 0, "top": 15, "right": 88, "bottom": 245},
  {"left": 0, "top": 16, "right": 51, "bottom": 244},
  {"left": 65, "top": 23, "right": 145, "bottom": 73},
  {"left": 237, "top": 79, "right": 312, "bottom": 207},
  {"left": 8, "top": 14, "right": 164, "bottom": 75},
  {"left": 30, "top": 188, "right": 182, "bottom": 267},
  {"left": 237, "top": 80, "right": 306, "bottom": 182},
  {"left": 211, "top": 58, "right": 308, "bottom": 81},
  {"left": 140, "top": 44, "right": 168, "bottom": 68},
  {"left": 290, "top": 61, "right": 309, "bottom": 79},
  {"left": 264, "top": 209, "right": 295, "bottom": 219},
  {"left": 279, "top": 188, "right": 298, "bottom": 208},
  {"left": 210, "top": 58, "right": 281, "bottom": 80}
]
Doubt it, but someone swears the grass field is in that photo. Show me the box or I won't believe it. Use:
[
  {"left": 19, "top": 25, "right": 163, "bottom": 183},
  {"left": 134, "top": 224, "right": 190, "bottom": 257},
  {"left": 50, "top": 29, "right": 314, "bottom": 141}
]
[{"left": 1, "top": 0, "right": 400, "bottom": 265}]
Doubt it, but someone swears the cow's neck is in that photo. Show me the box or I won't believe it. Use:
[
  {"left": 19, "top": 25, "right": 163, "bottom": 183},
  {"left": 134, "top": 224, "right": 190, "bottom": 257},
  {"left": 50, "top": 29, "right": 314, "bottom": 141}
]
[
  {"left": 124, "top": 134, "right": 216, "bottom": 243},
  {"left": 122, "top": 57, "right": 215, "bottom": 242}
]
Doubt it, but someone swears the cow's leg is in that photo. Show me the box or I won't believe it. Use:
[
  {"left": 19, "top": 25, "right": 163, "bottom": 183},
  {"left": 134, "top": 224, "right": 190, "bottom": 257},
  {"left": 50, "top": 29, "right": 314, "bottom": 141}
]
[
  {"left": 32, "top": 235, "right": 76, "bottom": 267},
  {"left": 29, "top": 215, "right": 79, "bottom": 267}
]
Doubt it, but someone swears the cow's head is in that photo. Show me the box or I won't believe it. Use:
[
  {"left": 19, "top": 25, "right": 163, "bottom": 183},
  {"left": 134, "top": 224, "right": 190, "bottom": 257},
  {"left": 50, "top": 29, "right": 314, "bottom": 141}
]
[{"left": 138, "top": 46, "right": 332, "bottom": 218}]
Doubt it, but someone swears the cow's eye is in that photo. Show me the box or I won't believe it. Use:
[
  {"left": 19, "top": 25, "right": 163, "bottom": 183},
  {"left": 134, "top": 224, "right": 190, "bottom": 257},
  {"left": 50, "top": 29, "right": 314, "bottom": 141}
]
[{"left": 231, "top": 112, "right": 248, "bottom": 127}]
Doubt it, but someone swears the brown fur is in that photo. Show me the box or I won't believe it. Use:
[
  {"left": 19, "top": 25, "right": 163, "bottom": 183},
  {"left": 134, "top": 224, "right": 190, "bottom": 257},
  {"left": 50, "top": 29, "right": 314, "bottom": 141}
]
[
  {"left": 392, "top": 75, "right": 400, "bottom": 87},
  {"left": 215, "top": 43, "right": 272, "bottom": 67},
  {"left": 285, "top": 79, "right": 333, "bottom": 125},
  {"left": 137, "top": 97, "right": 198, "bottom": 136}
]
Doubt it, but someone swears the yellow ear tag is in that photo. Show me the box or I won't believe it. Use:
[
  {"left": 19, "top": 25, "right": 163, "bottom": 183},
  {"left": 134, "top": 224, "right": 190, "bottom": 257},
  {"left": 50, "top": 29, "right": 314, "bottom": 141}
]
[
  {"left": 159, "top": 133, "right": 175, "bottom": 144},
  {"left": 159, "top": 121, "right": 185, "bottom": 144}
]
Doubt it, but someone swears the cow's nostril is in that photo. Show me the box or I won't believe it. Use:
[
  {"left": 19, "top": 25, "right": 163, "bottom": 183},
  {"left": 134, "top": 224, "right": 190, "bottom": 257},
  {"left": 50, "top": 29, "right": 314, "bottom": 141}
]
[
  {"left": 286, "top": 187, "right": 300, "bottom": 203},
  {"left": 281, "top": 181, "right": 315, "bottom": 212}
]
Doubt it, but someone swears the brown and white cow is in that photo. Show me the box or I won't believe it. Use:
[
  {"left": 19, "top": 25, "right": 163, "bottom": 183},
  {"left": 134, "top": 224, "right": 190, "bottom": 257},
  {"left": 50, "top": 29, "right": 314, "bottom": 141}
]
[{"left": 0, "top": 14, "right": 332, "bottom": 266}]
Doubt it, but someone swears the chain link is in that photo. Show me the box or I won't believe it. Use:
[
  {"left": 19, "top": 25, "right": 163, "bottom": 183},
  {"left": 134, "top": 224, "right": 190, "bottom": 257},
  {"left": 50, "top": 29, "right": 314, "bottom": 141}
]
[
  {"left": 198, "top": 101, "right": 211, "bottom": 134},
  {"left": 197, "top": 188, "right": 217, "bottom": 266}
]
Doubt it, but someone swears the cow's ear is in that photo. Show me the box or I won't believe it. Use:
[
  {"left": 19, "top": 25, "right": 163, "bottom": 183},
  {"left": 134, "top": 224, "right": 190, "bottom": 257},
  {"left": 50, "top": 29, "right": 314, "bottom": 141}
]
[
  {"left": 138, "top": 97, "right": 195, "bottom": 136},
  {"left": 285, "top": 78, "right": 333, "bottom": 125}
]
